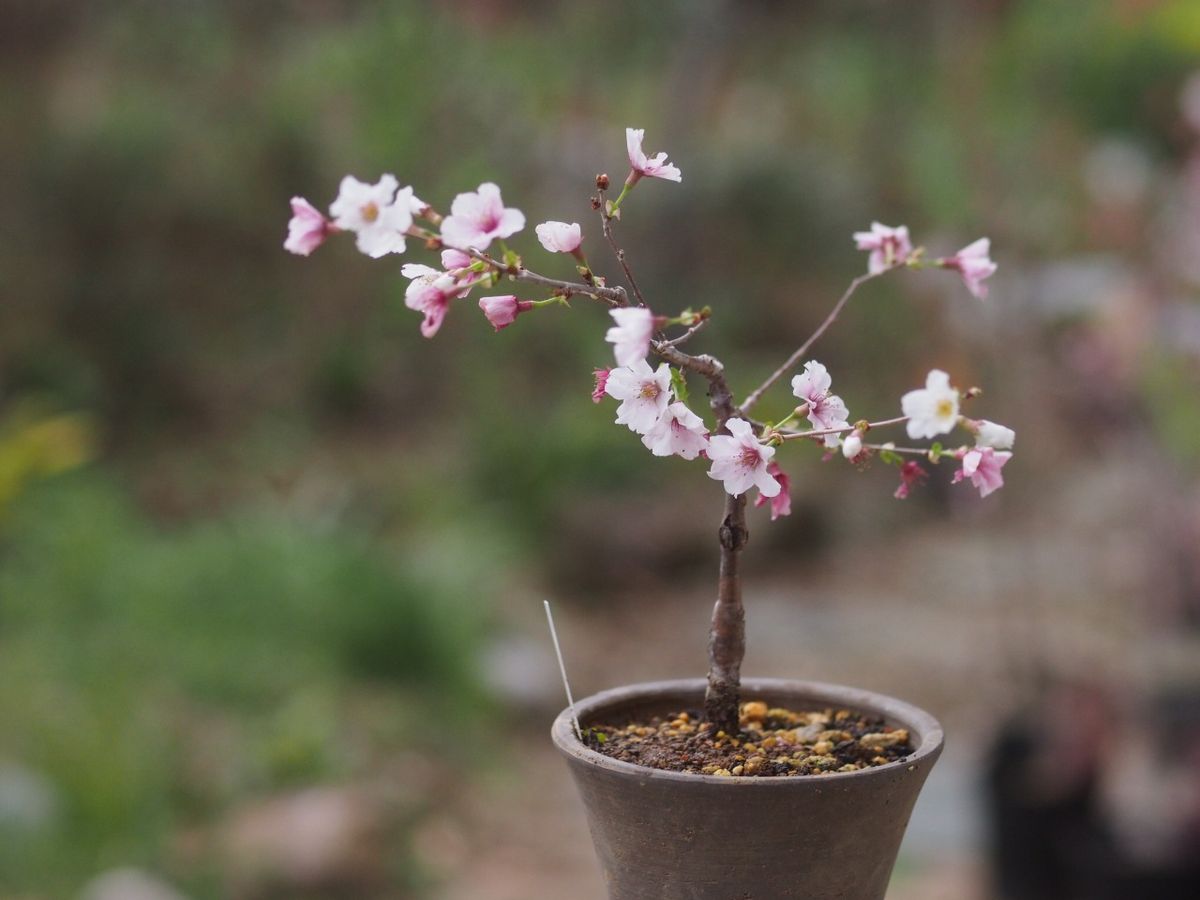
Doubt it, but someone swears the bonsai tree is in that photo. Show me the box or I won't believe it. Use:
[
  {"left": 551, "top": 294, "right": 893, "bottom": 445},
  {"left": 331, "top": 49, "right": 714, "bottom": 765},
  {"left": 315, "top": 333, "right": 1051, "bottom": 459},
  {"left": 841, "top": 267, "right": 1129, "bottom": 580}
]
[{"left": 284, "top": 127, "right": 1010, "bottom": 734}]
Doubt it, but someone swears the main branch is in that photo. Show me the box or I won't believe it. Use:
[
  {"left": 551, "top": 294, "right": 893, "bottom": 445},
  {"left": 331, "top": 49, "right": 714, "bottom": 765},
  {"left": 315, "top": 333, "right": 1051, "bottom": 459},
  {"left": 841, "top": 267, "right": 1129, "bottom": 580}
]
[{"left": 653, "top": 339, "right": 747, "bottom": 732}]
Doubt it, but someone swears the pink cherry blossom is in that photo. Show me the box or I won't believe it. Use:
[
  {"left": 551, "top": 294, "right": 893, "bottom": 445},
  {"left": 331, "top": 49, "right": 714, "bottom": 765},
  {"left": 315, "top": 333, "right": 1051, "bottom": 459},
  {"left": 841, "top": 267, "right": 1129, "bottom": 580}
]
[
  {"left": 441, "top": 248, "right": 473, "bottom": 271},
  {"left": 753, "top": 462, "right": 792, "bottom": 520},
  {"left": 440, "top": 183, "right": 525, "bottom": 250},
  {"left": 894, "top": 460, "right": 928, "bottom": 500},
  {"left": 626, "top": 128, "right": 682, "bottom": 183},
  {"left": 941, "top": 238, "right": 997, "bottom": 299},
  {"left": 402, "top": 263, "right": 475, "bottom": 338},
  {"left": 642, "top": 402, "right": 709, "bottom": 460},
  {"left": 952, "top": 446, "right": 1011, "bottom": 498},
  {"left": 592, "top": 369, "right": 610, "bottom": 403},
  {"left": 707, "top": 418, "right": 779, "bottom": 498},
  {"left": 853, "top": 222, "right": 913, "bottom": 274},
  {"left": 329, "top": 175, "right": 414, "bottom": 258},
  {"left": 901, "top": 369, "right": 959, "bottom": 439},
  {"left": 284, "top": 197, "right": 333, "bottom": 256},
  {"left": 535, "top": 221, "right": 583, "bottom": 254},
  {"left": 790, "top": 360, "right": 851, "bottom": 448},
  {"left": 604, "top": 360, "right": 672, "bottom": 434},
  {"left": 605, "top": 307, "right": 657, "bottom": 367},
  {"left": 478, "top": 295, "right": 533, "bottom": 332}
]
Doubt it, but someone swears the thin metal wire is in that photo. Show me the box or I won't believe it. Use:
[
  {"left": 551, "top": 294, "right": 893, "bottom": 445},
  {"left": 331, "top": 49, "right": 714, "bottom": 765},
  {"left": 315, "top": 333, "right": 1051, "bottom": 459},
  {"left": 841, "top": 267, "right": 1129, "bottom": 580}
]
[{"left": 543, "top": 600, "right": 581, "bottom": 740}]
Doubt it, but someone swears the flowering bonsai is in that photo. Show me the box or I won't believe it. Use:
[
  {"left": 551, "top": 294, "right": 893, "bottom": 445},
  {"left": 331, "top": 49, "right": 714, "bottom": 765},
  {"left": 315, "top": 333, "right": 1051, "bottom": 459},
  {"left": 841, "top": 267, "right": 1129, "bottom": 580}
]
[{"left": 285, "top": 128, "right": 1010, "bottom": 736}]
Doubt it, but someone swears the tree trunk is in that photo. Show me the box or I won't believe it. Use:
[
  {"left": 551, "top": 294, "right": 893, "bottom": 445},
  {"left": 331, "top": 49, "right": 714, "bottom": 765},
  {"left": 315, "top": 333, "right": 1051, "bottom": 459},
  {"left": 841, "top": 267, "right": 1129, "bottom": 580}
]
[{"left": 704, "top": 491, "right": 748, "bottom": 733}]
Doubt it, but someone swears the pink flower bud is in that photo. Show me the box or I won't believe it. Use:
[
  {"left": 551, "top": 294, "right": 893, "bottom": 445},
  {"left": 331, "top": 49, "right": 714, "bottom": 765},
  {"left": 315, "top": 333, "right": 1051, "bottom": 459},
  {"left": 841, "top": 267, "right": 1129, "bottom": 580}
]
[
  {"left": 592, "top": 369, "right": 611, "bottom": 403},
  {"left": 478, "top": 295, "right": 531, "bottom": 332},
  {"left": 894, "top": 461, "right": 928, "bottom": 500},
  {"left": 441, "top": 248, "right": 473, "bottom": 271},
  {"left": 535, "top": 221, "right": 583, "bottom": 254}
]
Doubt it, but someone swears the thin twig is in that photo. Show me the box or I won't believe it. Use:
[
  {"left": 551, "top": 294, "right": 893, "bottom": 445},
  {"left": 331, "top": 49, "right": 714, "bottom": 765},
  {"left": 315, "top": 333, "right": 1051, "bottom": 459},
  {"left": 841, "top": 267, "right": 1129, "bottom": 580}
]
[
  {"left": 778, "top": 414, "right": 909, "bottom": 441},
  {"left": 864, "top": 442, "right": 958, "bottom": 457},
  {"left": 464, "top": 248, "right": 627, "bottom": 306},
  {"left": 597, "top": 189, "right": 648, "bottom": 307},
  {"left": 738, "top": 270, "right": 888, "bottom": 415},
  {"left": 659, "top": 318, "right": 710, "bottom": 348}
]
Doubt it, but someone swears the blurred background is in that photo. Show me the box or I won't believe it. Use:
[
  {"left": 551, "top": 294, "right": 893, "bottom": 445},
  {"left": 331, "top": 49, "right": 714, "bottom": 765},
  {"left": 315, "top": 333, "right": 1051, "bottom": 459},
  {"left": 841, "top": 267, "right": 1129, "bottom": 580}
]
[{"left": 3, "top": 0, "right": 1200, "bottom": 897}]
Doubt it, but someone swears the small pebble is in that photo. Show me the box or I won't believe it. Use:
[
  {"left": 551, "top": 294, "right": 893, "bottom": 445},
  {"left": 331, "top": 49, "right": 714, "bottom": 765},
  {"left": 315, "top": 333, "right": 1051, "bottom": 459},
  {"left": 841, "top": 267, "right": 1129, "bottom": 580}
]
[{"left": 740, "top": 701, "right": 768, "bottom": 723}]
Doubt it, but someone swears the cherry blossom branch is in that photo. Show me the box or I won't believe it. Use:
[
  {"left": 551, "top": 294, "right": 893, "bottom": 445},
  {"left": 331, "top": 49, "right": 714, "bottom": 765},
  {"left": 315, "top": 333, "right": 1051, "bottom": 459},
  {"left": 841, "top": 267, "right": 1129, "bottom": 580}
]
[
  {"left": 863, "top": 443, "right": 935, "bottom": 456},
  {"left": 738, "top": 270, "right": 888, "bottom": 415},
  {"left": 597, "top": 188, "right": 649, "bottom": 308},
  {"left": 777, "top": 414, "right": 908, "bottom": 442},
  {"left": 652, "top": 343, "right": 737, "bottom": 423},
  {"left": 464, "top": 247, "right": 627, "bottom": 306},
  {"left": 659, "top": 318, "right": 710, "bottom": 348}
]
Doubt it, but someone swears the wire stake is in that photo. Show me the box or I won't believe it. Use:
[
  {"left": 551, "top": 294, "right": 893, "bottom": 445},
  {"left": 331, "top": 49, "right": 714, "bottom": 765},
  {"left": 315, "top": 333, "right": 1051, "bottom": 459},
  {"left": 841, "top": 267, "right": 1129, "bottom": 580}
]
[{"left": 544, "top": 600, "right": 582, "bottom": 741}]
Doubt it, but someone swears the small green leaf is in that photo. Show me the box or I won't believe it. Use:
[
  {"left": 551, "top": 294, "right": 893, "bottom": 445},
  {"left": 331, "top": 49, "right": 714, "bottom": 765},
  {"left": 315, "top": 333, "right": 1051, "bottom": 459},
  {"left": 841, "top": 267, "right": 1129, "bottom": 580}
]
[
  {"left": 928, "top": 442, "right": 943, "bottom": 463},
  {"left": 670, "top": 367, "right": 689, "bottom": 403},
  {"left": 594, "top": 731, "right": 607, "bottom": 743},
  {"left": 879, "top": 449, "right": 903, "bottom": 466}
]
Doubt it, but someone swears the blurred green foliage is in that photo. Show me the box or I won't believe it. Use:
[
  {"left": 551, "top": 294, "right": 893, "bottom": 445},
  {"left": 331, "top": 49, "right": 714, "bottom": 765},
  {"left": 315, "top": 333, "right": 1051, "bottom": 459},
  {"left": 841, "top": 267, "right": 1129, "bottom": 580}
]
[{"left": 0, "top": 472, "right": 484, "bottom": 895}]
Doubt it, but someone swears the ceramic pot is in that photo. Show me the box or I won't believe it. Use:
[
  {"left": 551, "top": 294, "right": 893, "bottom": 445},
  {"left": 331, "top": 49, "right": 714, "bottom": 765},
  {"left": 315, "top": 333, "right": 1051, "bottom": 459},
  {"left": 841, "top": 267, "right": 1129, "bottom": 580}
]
[{"left": 552, "top": 677, "right": 943, "bottom": 900}]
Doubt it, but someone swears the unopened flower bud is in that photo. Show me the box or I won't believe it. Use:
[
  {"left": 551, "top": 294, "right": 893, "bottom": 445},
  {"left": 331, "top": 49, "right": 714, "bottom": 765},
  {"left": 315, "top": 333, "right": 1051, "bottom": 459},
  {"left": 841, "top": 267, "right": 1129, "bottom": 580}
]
[
  {"left": 970, "top": 419, "right": 1015, "bottom": 450},
  {"left": 842, "top": 432, "right": 863, "bottom": 460},
  {"left": 592, "top": 368, "right": 611, "bottom": 403},
  {"left": 479, "top": 295, "right": 530, "bottom": 332},
  {"left": 596, "top": 173, "right": 610, "bottom": 190}
]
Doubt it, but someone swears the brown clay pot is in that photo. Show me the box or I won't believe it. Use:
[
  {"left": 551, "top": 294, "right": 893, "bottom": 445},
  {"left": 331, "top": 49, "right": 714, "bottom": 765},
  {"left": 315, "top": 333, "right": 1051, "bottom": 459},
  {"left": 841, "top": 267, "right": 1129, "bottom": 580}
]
[{"left": 552, "top": 677, "right": 944, "bottom": 900}]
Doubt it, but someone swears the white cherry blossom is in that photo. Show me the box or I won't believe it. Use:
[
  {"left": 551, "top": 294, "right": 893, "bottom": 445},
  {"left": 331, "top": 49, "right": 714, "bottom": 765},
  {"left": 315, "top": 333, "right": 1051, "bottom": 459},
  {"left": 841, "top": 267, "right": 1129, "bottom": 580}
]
[
  {"left": 642, "top": 402, "right": 709, "bottom": 460},
  {"left": 329, "top": 174, "right": 413, "bottom": 258},
  {"left": 626, "top": 128, "right": 682, "bottom": 183},
  {"left": 605, "top": 360, "right": 672, "bottom": 434},
  {"left": 973, "top": 419, "right": 1015, "bottom": 450},
  {"left": 605, "top": 307, "right": 657, "bottom": 367},
  {"left": 707, "top": 418, "right": 779, "bottom": 498},
  {"left": 901, "top": 369, "right": 960, "bottom": 439}
]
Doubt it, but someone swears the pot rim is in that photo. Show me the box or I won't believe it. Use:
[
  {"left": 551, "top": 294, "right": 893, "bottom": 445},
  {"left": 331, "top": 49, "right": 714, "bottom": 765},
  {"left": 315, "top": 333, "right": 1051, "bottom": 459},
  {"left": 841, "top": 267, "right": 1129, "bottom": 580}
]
[{"left": 551, "top": 676, "right": 944, "bottom": 785}]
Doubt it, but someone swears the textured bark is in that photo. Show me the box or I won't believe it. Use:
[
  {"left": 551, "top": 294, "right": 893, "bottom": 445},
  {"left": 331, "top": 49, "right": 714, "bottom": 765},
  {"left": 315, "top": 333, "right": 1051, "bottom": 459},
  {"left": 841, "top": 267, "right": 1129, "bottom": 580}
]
[
  {"left": 704, "top": 491, "right": 748, "bottom": 732},
  {"left": 652, "top": 346, "right": 749, "bottom": 733}
]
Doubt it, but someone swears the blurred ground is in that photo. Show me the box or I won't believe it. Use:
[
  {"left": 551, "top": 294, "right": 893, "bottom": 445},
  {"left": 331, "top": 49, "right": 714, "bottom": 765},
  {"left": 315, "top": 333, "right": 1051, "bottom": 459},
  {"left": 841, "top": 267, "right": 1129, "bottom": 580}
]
[{"left": 429, "top": 441, "right": 1200, "bottom": 899}]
